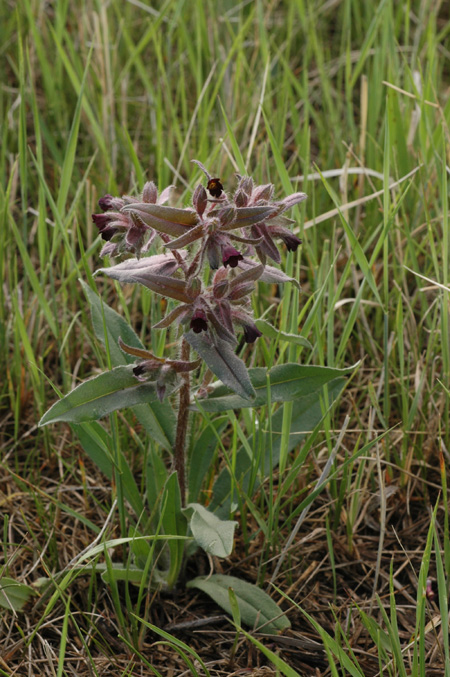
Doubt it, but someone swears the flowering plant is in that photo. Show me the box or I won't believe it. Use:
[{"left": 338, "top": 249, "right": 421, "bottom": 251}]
[{"left": 39, "top": 160, "right": 353, "bottom": 632}]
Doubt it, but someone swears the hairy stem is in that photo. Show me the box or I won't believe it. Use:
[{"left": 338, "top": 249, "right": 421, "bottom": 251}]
[{"left": 174, "top": 338, "right": 191, "bottom": 506}]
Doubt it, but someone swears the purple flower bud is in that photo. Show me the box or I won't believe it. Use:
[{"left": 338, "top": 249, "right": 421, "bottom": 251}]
[
  {"left": 98, "top": 194, "right": 124, "bottom": 212},
  {"left": 252, "top": 183, "right": 274, "bottom": 202},
  {"left": 218, "top": 207, "right": 236, "bottom": 228},
  {"left": 190, "top": 309, "right": 208, "bottom": 333},
  {"left": 193, "top": 184, "right": 208, "bottom": 217},
  {"left": 99, "top": 241, "right": 119, "bottom": 257},
  {"left": 234, "top": 189, "right": 248, "bottom": 208},
  {"left": 237, "top": 176, "right": 254, "bottom": 196},
  {"left": 206, "top": 239, "right": 222, "bottom": 269},
  {"left": 222, "top": 245, "right": 244, "bottom": 268},
  {"left": 142, "top": 181, "right": 158, "bottom": 204},
  {"left": 242, "top": 322, "right": 262, "bottom": 344}
]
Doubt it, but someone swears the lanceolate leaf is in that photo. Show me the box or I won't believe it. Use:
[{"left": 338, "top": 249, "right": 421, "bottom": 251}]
[
  {"left": 210, "top": 378, "right": 347, "bottom": 516},
  {"left": 96, "top": 253, "right": 184, "bottom": 285},
  {"left": 184, "top": 331, "right": 255, "bottom": 400},
  {"left": 222, "top": 205, "right": 278, "bottom": 230},
  {"left": 191, "top": 363, "right": 356, "bottom": 412},
  {"left": 81, "top": 280, "right": 143, "bottom": 365},
  {"left": 81, "top": 280, "right": 176, "bottom": 450},
  {"left": 162, "top": 473, "right": 187, "bottom": 589},
  {"left": 39, "top": 365, "right": 171, "bottom": 425},
  {"left": 164, "top": 224, "right": 205, "bottom": 249},
  {"left": 73, "top": 421, "right": 144, "bottom": 517},
  {"left": 188, "top": 416, "right": 228, "bottom": 501},
  {"left": 237, "top": 259, "right": 301, "bottom": 289},
  {"left": 187, "top": 574, "right": 290, "bottom": 634},
  {"left": 102, "top": 269, "right": 194, "bottom": 303},
  {"left": 122, "top": 203, "right": 198, "bottom": 237}
]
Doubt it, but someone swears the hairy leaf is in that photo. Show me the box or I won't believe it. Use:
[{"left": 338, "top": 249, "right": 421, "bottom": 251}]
[
  {"left": 81, "top": 280, "right": 176, "bottom": 449},
  {"left": 0, "top": 578, "right": 37, "bottom": 611},
  {"left": 122, "top": 203, "right": 198, "bottom": 237},
  {"left": 39, "top": 365, "right": 172, "bottom": 425},
  {"left": 184, "top": 331, "right": 255, "bottom": 400},
  {"left": 192, "top": 363, "right": 356, "bottom": 412},
  {"left": 184, "top": 503, "right": 237, "bottom": 558},
  {"left": 187, "top": 574, "right": 290, "bottom": 634}
]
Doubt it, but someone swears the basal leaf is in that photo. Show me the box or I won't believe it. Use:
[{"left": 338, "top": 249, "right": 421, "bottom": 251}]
[
  {"left": 73, "top": 420, "right": 144, "bottom": 517},
  {"left": 184, "top": 503, "right": 237, "bottom": 558},
  {"left": 0, "top": 577, "right": 37, "bottom": 611},
  {"left": 161, "top": 473, "right": 188, "bottom": 589},
  {"left": 187, "top": 574, "right": 290, "bottom": 634}
]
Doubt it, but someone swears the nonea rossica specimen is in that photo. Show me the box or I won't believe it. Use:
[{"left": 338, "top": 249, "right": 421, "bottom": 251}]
[{"left": 91, "top": 160, "right": 307, "bottom": 502}]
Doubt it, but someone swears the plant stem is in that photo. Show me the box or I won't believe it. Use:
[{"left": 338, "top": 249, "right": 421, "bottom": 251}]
[{"left": 174, "top": 337, "right": 190, "bottom": 506}]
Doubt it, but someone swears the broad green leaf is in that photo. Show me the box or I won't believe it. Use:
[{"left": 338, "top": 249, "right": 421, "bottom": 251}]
[
  {"left": 185, "top": 331, "right": 255, "bottom": 401},
  {"left": 96, "top": 562, "right": 167, "bottom": 588},
  {"left": 146, "top": 446, "right": 169, "bottom": 513},
  {"left": 73, "top": 535, "right": 189, "bottom": 565},
  {"left": 81, "top": 279, "right": 144, "bottom": 365},
  {"left": 210, "top": 378, "right": 347, "bottom": 516},
  {"left": 81, "top": 280, "right": 176, "bottom": 449},
  {"left": 255, "top": 320, "right": 312, "bottom": 349},
  {"left": 39, "top": 365, "right": 169, "bottom": 426},
  {"left": 188, "top": 416, "right": 228, "bottom": 502},
  {"left": 187, "top": 574, "right": 290, "bottom": 634},
  {"left": 192, "top": 363, "right": 356, "bottom": 413},
  {"left": 161, "top": 473, "right": 187, "bottom": 589},
  {"left": 184, "top": 503, "right": 237, "bottom": 558},
  {"left": 73, "top": 421, "right": 144, "bottom": 517},
  {"left": 129, "top": 525, "right": 152, "bottom": 570},
  {"left": 0, "top": 577, "right": 37, "bottom": 611}
]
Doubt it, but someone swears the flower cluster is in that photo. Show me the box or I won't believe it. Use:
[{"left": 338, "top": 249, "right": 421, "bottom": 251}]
[{"left": 93, "top": 161, "right": 306, "bottom": 395}]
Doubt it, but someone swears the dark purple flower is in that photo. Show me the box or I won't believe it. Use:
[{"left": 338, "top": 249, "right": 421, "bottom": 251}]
[
  {"left": 242, "top": 322, "right": 262, "bottom": 344},
  {"left": 92, "top": 213, "right": 123, "bottom": 241},
  {"left": 277, "top": 231, "right": 302, "bottom": 252},
  {"left": 207, "top": 177, "right": 224, "bottom": 198},
  {"left": 133, "top": 362, "right": 158, "bottom": 378},
  {"left": 222, "top": 245, "right": 244, "bottom": 268},
  {"left": 190, "top": 309, "right": 208, "bottom": 333}
]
